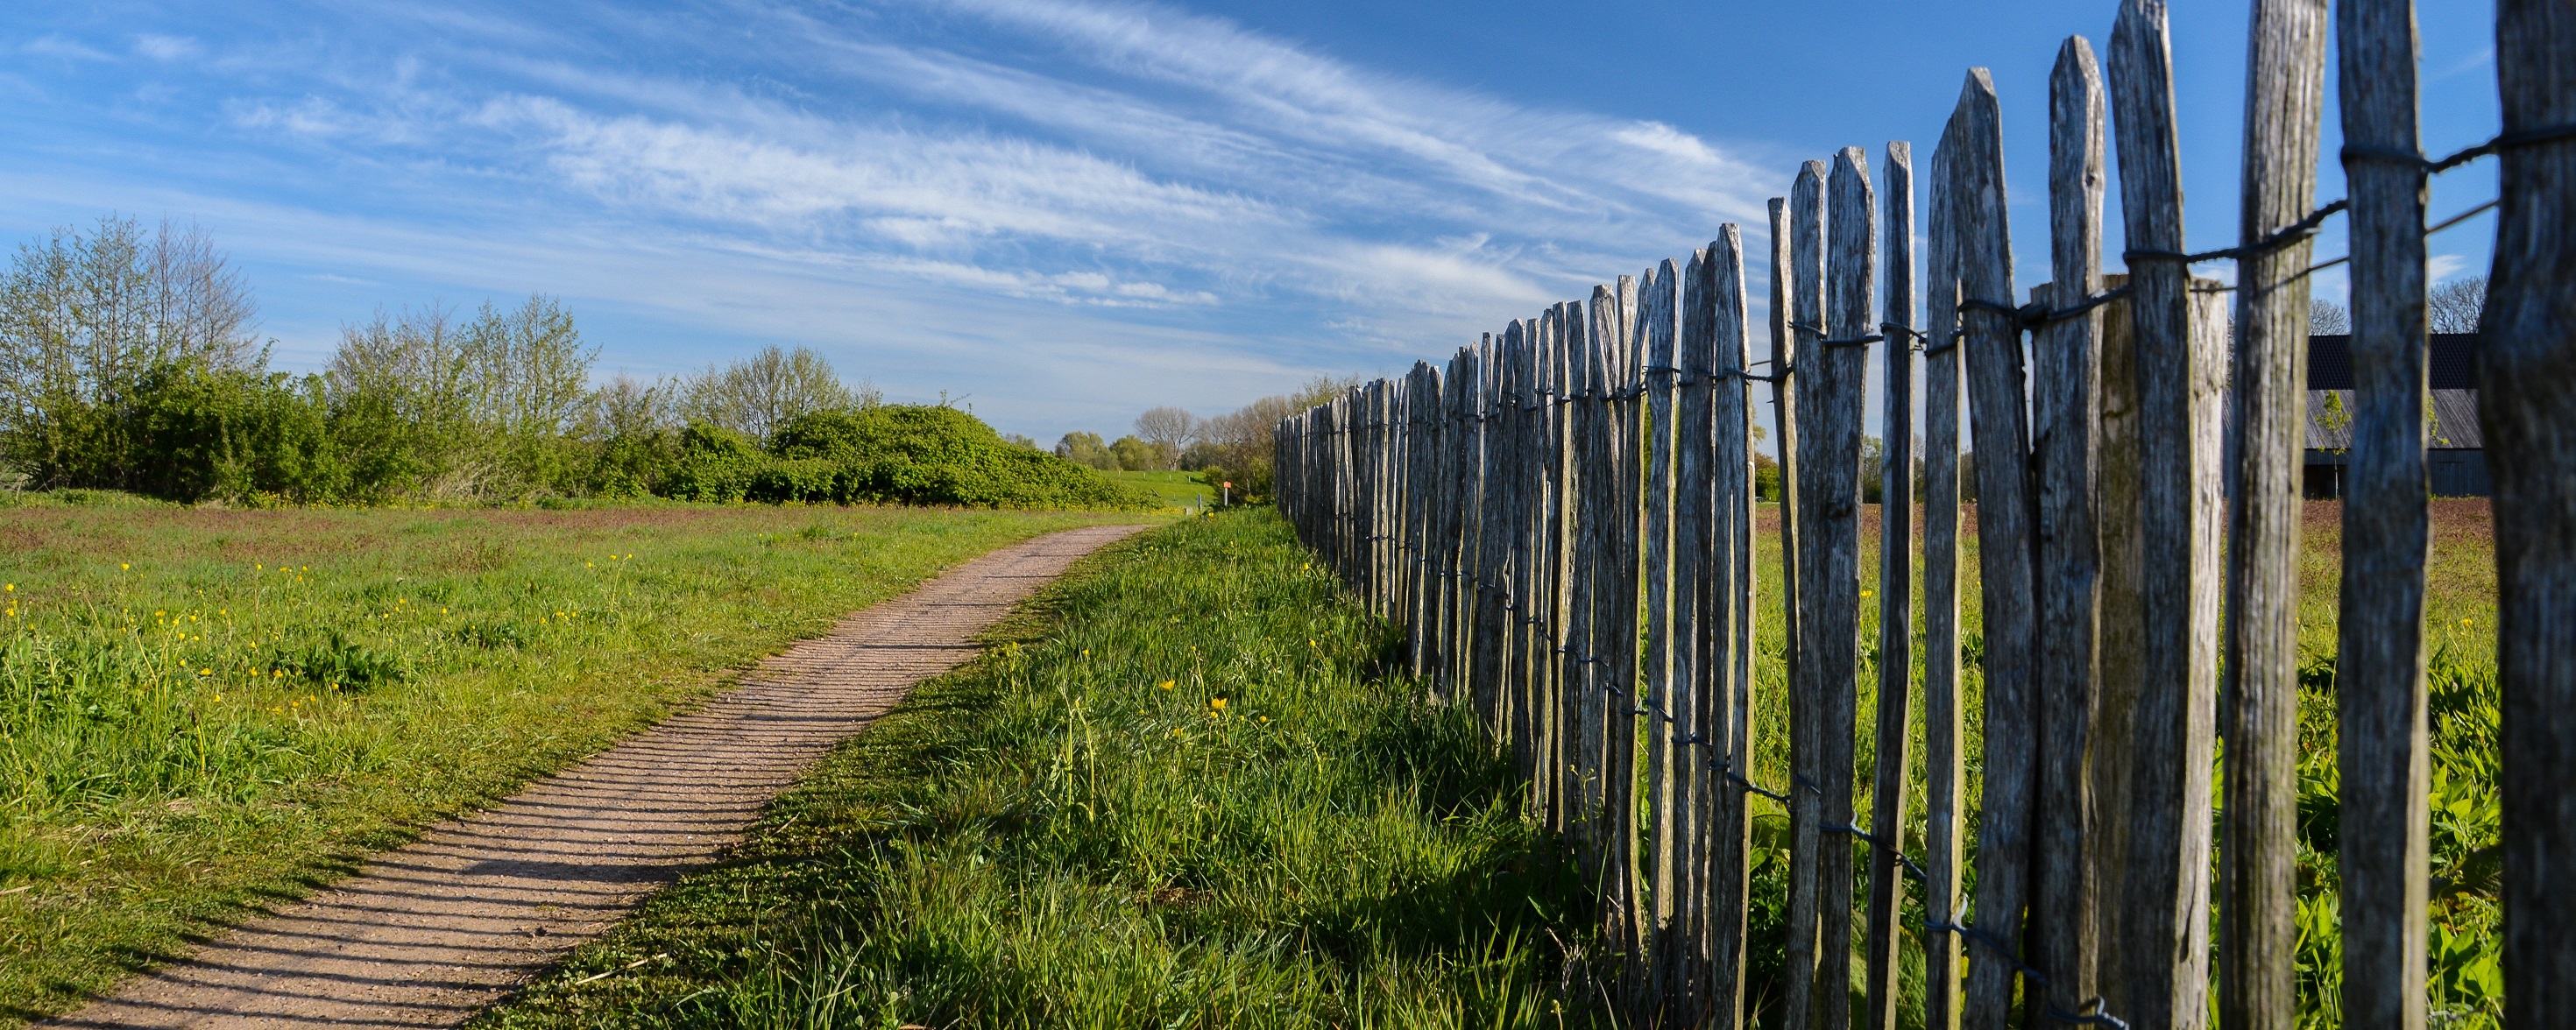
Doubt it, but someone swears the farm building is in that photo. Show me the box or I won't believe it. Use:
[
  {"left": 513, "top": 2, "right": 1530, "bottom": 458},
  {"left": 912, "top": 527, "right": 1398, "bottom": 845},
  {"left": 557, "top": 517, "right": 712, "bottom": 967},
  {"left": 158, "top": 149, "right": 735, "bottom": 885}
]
[{"left": 2299, "top": 333, "right": 2487, "bottom": 497}]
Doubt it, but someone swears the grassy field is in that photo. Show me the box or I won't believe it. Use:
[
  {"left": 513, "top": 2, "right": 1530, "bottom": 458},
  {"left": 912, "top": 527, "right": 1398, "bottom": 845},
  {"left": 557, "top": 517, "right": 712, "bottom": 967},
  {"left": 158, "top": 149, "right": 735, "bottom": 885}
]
[
  {"left": 481, "top": 508, "right": 1603, "bottom": 1029},
  {"left": 1101, "top": 469, "right": 1220, "bottom": 510},
  {"left": 0, "top": 492, "right": 1143, "bottom": 1024},
  {"left": 472, "top": 498, "right": 2499, "bottom": 1029},
  {"left": 0, "top": 490, "right": 2502, "bottom": 1028}
]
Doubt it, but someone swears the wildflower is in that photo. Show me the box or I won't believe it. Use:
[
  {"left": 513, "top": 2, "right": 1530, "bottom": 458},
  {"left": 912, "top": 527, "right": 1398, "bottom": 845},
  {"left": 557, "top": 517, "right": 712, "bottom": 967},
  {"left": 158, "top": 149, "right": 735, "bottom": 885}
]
[
  {"left": 1081, "top": 649, "right": 1090, "bottom": 657},
  {"left": 1861, "top": 589, "right": 1873, "bottom": 598},
  {"left": 212, "top": 694, "right": 223, "bottom": 702},
  {"left": 198, "top": 668, "right": 210, "bottom": 676},
  {"left": 122, "top": 564, "right": 130, "bottom": 570},
  {"left": 4, "top": 584, "right": 11, "bottom": 591},
  {"left": 441, "top": 608, "right": 449, "bottom": 615},
  {"left": 1158, "top": 681, "right": 1174, "bottom": 690},
  {"left": 1209, "top": 698, "right": 1227, "bottom": 711},
  {"left": 1259, "top": 716, "right": 1269, "bottom": 723}
]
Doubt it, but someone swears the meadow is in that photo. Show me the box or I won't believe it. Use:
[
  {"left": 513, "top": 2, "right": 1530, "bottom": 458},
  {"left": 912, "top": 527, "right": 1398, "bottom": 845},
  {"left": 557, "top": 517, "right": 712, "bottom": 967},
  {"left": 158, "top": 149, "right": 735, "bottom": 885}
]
[
  {"left": 0, "top": 494, "right": 2502, "bottom": 1028},
  {"left": 1100, "top": 469, "right": 1221, "bottom": 510},
  {"left": 0, "top": 492, "right": 1139, "bottom": 1023},
  {"left": 481, "top": 508, "right": 1604, "bottom": 1029},
  {"left": 479, "top": 500, "right": 2503, "bottom": 1029}
]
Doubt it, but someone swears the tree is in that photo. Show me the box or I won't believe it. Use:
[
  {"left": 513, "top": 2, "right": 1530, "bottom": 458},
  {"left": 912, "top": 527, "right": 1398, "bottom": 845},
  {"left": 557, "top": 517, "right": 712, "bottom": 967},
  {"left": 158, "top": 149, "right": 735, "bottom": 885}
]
[
  {"left": 1054, "top": 431, "right": 1115, "bottom": 469},
  {"left": 0, "top": 215, "right": 263, "bottom": 489},
  {"left": 1133, "top": 406, "right": 1196, "bottom": 470},
  {"left": 2310, "top": 298, "right": 2352, "bottom": 335},
  {"left": 680, "top": 346, "right": 874, "bottom": 441},
  {"left": 1109, "top": 434, "right": 1162, "bottom": 471},
  {"left": 2427, "top": 275, "right": 2487, "bottom": 334}
]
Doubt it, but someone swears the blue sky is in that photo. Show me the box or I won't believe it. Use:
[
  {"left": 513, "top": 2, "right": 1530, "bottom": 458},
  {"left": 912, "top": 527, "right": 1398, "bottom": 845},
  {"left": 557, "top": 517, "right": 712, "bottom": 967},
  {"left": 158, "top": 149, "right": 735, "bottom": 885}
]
[{"left": 0, "top": 0, "right": 2504, "bottom": 444}]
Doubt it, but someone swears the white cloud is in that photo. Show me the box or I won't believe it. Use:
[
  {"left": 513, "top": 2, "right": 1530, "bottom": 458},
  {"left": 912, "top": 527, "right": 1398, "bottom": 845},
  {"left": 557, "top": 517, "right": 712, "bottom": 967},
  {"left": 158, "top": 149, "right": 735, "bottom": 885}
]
[
  {"left": 2429, "top": 253, "right": 2472, "bottom": 282},
  {"left": 133, "top": 34, "right": 200, "bottom": 61}
]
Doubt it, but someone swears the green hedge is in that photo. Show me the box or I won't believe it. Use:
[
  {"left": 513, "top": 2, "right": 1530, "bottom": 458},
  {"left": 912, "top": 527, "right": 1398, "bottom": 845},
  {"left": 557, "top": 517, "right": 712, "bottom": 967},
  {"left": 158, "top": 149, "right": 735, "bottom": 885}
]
[{"left": 663, "top": 406, "right": 1157, "bottom": 510}]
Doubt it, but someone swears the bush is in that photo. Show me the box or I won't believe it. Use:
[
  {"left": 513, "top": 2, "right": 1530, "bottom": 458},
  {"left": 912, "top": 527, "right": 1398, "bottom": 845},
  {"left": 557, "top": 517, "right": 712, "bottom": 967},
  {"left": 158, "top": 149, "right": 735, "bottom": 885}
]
[{"left": 766, "top": 406, "right": 1157, "bottom": 509}]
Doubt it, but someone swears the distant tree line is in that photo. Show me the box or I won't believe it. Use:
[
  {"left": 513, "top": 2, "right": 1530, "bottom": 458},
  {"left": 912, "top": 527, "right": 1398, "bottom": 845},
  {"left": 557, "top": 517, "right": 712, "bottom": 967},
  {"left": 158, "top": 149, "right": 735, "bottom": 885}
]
[
  {"left": 0, "top": 216, "right": 1150, "bottom": 509},
  {"left": 1056, "top": 377, "right": 1361, "bottom": 500}
]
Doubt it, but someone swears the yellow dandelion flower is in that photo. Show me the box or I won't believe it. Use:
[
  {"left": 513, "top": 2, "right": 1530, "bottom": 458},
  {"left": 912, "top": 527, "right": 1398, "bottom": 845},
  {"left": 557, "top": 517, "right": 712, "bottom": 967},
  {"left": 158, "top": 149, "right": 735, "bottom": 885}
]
[
  {"left": 1861, "top": 589, "right": 1873, "bottom": 598},
  {"left": 211, "top": 694, "right": 223, "bottom": 702},
  {"left": 4, "top": 583, "right": 11, "bottom": 591},
  {"left": 1171, "top": 728, "right": 1184, "bottom": 738},
  {"left": 1158, "top": 680, "right": 1175, "bottom": 690},
  {"left": 1259, "top": 716, "right": 1269, "bottom": 723},
  {"left": 198, "top": 668, "right": 210, "bottom": 675},
  {"left": 1209, "top": 697, "right": 1227, "bottom": 710},
  {"left": 441, "top": 608, "right": 449, "bottom": 615},
  {"left": 122, "top": 563, "right": 130, "bottom": 570}
]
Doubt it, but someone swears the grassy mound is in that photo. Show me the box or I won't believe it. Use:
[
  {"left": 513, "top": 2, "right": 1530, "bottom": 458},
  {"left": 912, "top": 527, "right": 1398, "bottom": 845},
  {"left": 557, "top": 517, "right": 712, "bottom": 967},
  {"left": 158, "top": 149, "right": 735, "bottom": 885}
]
[
  {"left": 665, "top": 406, "right": 1158, "bottom": 510},
  {"left": 480, "top": 510, "right": 1605, "bottom": 1029}
]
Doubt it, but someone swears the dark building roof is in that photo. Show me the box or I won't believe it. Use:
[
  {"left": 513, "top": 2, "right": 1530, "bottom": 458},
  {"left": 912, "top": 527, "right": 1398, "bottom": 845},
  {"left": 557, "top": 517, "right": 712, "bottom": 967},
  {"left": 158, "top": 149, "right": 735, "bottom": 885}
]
[{"left": 2306, "top": 333, "right": 2480, "bottom": 391}]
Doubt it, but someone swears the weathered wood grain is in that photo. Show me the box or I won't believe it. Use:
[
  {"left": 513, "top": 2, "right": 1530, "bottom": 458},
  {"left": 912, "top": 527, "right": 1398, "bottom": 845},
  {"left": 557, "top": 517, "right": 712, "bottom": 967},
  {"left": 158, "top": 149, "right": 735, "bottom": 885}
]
[
  {"left": 1815, "top": 146, "right": 1874, "bottom": 1030},
  {"left": 1949, "top": 70, "right": 2041, "bottom": 1030},
  {"left": 1640, "top": 259, "right": 1681, "bottom": 1014},
  {"left": 2108, "top": 4, "right": 2218, "bottom": 1023},
  {"left": 1609, "top": 272, "right": 1644, "bottom": 991},
  {"left": 2334, "top": 4, "right": 2433, "bottom": 1026},
  {"left": 1675, "top": 246, "right": 1716, "bottom": 1019},
  {"left": 2033, "top": 36, "right": 2105, "bottom": 1019},
  {"left": 1708, "top": 224, "right": 1759, "bottom": 1030},
  {"left": 1920, "top": 131, "right": 1967, "bottom": 1030},
  {"left": 2086, "top": 275, "right": 2140, "bottom": 989},
  {"left": 1865, "top": 139, "right": 1916, "bottom": 1030},
  {"left": 1782, "top": 164, "right": 1829, "bottom": 1030},
  {"left": 2481, "top": 1, "right": 2576, "bottom": 1022},
  {"left": 2221, "top": 4, "right": 2328, "bottom": 1026}
]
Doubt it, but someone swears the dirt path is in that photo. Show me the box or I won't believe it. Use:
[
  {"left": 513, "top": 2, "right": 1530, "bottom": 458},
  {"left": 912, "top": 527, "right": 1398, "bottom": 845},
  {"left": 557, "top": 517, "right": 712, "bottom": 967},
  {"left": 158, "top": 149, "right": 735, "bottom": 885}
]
[{"left": 49, "top": 523, "right": 1148, "bottom": 1030}]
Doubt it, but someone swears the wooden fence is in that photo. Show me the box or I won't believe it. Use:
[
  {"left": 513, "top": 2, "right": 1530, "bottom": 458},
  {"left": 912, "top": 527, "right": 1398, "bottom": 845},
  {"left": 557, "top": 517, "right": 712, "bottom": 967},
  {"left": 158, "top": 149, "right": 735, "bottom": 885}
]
[{"left": 1273, "top": 0, "right": 2574, "bottom": 1026}]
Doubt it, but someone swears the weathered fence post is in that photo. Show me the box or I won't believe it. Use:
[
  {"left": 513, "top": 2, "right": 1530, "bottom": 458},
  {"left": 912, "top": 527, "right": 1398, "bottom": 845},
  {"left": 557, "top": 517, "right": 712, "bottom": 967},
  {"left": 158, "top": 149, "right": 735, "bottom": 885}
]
[
  {"left": 1948, "top": 69, "right": 2043, "bottom": 1030},
  {"left": 1921, "top": 131, "right": 1966, "bottom": 1030},
  {"left": 1864, "top": 139, "right": 1916, "bottom": 1030},
  {"left": 1818, "top": 146, "right": 1875, "bottom": 1030},
  {"left": 2033, "top": 35, "right": 2105, "bottom": 1019},
  {"left": 1640, "top": 261, "right": 1682, "bottom": 1015},
  {"left": 1706, "top": 225, "right": 1759, "bottom": 1030},
  {"left": 2222, "top": 3, "right": 2329, "bottom": 1026},
  {"left": 1674, "top": 247, "right": 1715, "bottom": 1019},
  {"left": 2480, "top": 0, "right": 2576, "bottom": 1019},
  {"left": 2108, "top": 1, "right": 2219, "bottom": 1022},
  {"left": 1782, "top": 163, "right": 1829, "bottom": 1030},
  {"left": 2335, "top": 2, "right": 2434, "bottom": 1026}
]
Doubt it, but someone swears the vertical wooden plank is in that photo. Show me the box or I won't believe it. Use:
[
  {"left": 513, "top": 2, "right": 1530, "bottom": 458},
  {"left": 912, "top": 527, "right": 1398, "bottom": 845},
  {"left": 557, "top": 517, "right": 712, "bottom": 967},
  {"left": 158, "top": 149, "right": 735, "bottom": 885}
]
[
  {"left": 1949, "top": 71, "right": 2043, "bottom": 1030},
  {"left": 2336, "top": 4, "right": 2434, "bottom": 1028},
  {"left": 1864, "top": 138, "right": 1916, "bottom": 1030},
  {"left": 1504, "top": 322, "right": 1533, "bottom": 787},
  {"left": 1610, "top": 270, "right": 1645, "bottom": 996},
  {"left": 1705, "top": 227, "right": 1758, "bottom": 1030},
  {"left": 2033, "top": 36, "right": 2105, "bottom": 1019},
  {"left": 2482, "top": 1, "right": 2576, "bottom": 1020},
  {"left": 1920, "top": 132, "right": 1967, "bottom": 1030},
  {"left": 1548, "top": 302, "right": 1578, "bottom": 836},
  {"left": 2087, "top": 276, "right": 2140, "bottom": 988},
  {"left": 2221, "top": 3, "right": 2328, "bottom": 1026},
  {"left": 1580, "top": 288, "right": 1620, "bottom": 881},
  {"left": 1782, "top": 164, "right": 1829, "bottom": 1030},
  {"left": 2107, "top": 2, "right": 2218, "bottom": 1023},
  {"left": 1676, "top": 246, "right": 1715, "bottom": 1017},
  {"left": 1639, "top": 259, "right": 1682, "bottom": 1014},
  {"left": 1815, "top": 147, "right": 1874, "bottom": 1030}
]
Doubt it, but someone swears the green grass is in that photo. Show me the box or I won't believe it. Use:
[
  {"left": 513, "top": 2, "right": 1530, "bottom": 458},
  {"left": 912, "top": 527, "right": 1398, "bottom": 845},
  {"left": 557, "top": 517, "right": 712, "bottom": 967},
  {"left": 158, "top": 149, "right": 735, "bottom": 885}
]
[
  {"left": 479, "top": 508, "right": 1605, "bottom": 1030},
  {"left": 0, "top": 493, "right": 1143, "bottom": 1025},
  {"left": 1100, "top": 469, "right": 1219, "bottom": 510}
]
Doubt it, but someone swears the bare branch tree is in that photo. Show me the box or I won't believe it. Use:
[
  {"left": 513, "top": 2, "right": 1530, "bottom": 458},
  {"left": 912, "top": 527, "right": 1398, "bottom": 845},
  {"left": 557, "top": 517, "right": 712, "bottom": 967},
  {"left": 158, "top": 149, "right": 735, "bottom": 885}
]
[
  {"left": 2427, "top": 275, "right": 2487, "bottom": 334},
  {"left": 2309, "top": 298, "right": 2352, "bottom": 334},
  {"left": 1133, "top": 406, "right": 1196, "bottom": 469}
]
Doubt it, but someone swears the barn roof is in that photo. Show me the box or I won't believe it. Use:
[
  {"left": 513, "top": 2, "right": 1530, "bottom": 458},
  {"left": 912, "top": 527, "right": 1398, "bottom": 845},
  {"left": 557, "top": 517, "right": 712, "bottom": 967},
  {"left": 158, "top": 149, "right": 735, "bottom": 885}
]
[{"left": 2305, "top": 333, "right": 2480, "bottom": 390}]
